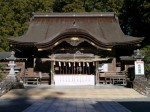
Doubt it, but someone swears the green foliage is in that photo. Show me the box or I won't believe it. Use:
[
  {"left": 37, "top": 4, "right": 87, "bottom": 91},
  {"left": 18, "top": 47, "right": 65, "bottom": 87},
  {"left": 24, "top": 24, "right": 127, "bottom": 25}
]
[
  {"left": 142, "top": 45, "right": 150, "bottom": 71},
  {"left": 0, "top": 0, "right": 54, "bottom": 51},
  {"left": 120, "top": 0, "right": 150, "bottom": 38},
  {"left": 0, "top": 63, "right": 4, "bottom": 69},
  {"left": 62, "top": 0, "right": 85, "bottom": 12},
  {"left": 0, "top": 72, "right": 6, "bottom": 80},
  {"left": 0, "top": 63, "right": 6, "bottom": 81},
  {"left": 0, "top": 38, "right": 9, "bottom": 52},
  {"left": 53, "top": 0, "right": 123, "bottom": 13},
  {"left": 106, "top": 0, "right": 124, "bottom": 14},
  {"left": 53, "top": 0, "right": 85, "bottom": 12},
  {"left": 119, "top": 0, "right": 150, "bottom": 71}
]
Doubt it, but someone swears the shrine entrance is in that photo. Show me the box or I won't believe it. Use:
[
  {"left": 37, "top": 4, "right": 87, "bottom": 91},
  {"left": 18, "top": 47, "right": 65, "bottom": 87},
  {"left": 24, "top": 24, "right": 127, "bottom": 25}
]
[
  {"left": 51, "top": 52, "right": 104, "bottom": 75},
  {"left": 47, "top": 52, "right": 108, "bottom": 85},
  {"left": 40, "top": 35, "right": 111, "bottom": 85},
  {"left": 35, "top": 36, "right": 111, "bottom": 85},
  {"left": 54, "top": 61, "right": 94, "bottom": 75},
  {"left": 51, "top": 53, "right": 108, "bottom": 74}
]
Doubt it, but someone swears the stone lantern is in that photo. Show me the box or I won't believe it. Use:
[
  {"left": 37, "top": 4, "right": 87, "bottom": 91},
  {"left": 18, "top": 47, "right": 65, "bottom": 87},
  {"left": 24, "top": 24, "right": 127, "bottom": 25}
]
[
  {"left": 6, "top": 51, "right": 20, "bottom": 80},
  {"left": 133, "top": 49, "right": 144, "bottom": 60}
]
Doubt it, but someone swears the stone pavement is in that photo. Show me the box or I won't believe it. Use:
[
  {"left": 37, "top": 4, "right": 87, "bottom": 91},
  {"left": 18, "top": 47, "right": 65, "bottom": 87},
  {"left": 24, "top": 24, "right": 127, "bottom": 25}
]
[
  {"left": 0, "top": 85, "right": 147, "bottom": 100},
  {"left": 23, "top": 98, "right": 131, "bottom": 112},
  {"left": 0, "top": 85, "right": 150, "bottom": 112}
]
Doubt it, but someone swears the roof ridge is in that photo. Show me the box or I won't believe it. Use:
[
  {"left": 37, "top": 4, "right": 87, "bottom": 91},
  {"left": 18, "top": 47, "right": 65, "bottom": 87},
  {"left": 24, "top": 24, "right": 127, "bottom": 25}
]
[{"left": 33, "top": 12, "right": 116, "bottom": 18}]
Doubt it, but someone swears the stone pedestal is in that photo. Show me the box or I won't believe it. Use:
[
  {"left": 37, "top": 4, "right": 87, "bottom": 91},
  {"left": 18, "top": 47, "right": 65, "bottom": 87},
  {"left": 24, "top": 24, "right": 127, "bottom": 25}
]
[{"left": 6, "top": 75, "right": 16, "bottom": 82}]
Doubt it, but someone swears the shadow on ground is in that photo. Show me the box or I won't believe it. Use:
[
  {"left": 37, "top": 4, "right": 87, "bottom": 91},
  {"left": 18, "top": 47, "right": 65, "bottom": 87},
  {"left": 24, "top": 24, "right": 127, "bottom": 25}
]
[
  {"left": 0, "top": 85, "right": 150, "bottom": 112},
  {"left": 0, "top": 86, "right": 65, "bottom": 112},
  {"left": 0, "top": 98, "right": 32, "bottom": 112},
  {"left": 92, "top": 100, "right": 150, "bottom": 112},
  {"left": 118, "top": 101, "right": 150, "bottom": 112}
]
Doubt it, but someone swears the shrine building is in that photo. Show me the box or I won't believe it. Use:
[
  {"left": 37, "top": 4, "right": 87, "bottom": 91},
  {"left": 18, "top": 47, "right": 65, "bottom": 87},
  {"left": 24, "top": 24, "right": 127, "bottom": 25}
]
[{"left": 7, "top": 12, "right": 144, "bottom": 85}]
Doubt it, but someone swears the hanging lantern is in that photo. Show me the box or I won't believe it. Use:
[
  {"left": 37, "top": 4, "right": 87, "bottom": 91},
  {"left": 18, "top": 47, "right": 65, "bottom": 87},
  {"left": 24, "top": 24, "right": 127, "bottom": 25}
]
[{"left": 74, "top": 62, "right": 75, "bottom": 66}]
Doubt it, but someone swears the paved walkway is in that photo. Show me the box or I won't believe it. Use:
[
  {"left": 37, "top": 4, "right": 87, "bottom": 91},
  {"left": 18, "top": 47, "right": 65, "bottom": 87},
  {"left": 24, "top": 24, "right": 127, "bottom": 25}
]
[
  {"left": 23, "top": 98, "right": 131, "bottom": 112},
  {"left": 0, "top": 85, "right": 149, "bottom": 112},
  {"left": 0, "top": 85, "right": 147, "bottom": 100}
]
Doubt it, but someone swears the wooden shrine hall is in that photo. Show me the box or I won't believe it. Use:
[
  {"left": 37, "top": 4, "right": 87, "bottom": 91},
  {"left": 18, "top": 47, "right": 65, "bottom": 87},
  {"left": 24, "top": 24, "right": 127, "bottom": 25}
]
[{"left": 7, "top": 12, "right": 144, "bottom": 85}]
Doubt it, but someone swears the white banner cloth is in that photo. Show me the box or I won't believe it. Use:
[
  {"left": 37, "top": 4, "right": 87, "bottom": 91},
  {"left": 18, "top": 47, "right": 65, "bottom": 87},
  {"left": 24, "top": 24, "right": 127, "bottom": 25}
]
[{"left": 54, "top": 75, "right": 95, "bottom": 85}]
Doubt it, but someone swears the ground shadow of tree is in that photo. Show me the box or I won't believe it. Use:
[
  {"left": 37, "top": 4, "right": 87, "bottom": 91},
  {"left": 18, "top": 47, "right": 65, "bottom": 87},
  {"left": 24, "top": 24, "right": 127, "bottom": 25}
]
[
  {"left": 0, "top": 86, "right": 65, "bottom": 112},
  {"left": 93, "top": 100, "right": 150, "bottom": 112},
  {"left": 1, "top": 86, "right": 150, "bottom": 112}
]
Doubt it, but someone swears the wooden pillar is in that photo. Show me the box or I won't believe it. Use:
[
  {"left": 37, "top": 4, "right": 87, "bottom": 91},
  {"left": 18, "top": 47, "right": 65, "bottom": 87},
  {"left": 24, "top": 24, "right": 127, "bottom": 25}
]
[
  {"left": 112, "top": 58, "right": 116, "bottom": 72},
  {"left": 83, "top": 66, "right": 84, "bottom": 74},
  {"left": 95, "top": 61, "right": 99, "bottom": 85},
  {"left": 51, "top": 61, "right": 55, "bottom": 85},
  {"left": 86, "top": 62, "right": 87, "bottom": 74},
  {"left": 66, "top": 62, "right": 67, "bottom": 74},
  {"left": 63, "top": 62, "right": 64, "bottom": 74},
  {"left": 68, "top": 62, "right": 70, "bottom": 74},
  {"left": 33, "top": 58, "right": 36, "bottom": 68},
  {"left": 89, "top": 62, "right": 90, "bottom": 75},
  {"left": 72, "top": 62, "right": 73, "bottom": 74}
]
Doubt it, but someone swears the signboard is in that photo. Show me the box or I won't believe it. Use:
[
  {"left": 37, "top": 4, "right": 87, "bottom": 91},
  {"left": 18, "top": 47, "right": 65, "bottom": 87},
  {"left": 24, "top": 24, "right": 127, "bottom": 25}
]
[{"left": 135, "top": 61, "right": 144, "bottom": 75}]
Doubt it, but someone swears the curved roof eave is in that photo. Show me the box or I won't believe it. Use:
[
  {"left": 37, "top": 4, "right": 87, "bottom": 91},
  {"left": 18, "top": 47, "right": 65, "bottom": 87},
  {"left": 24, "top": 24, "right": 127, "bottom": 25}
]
[
  {"left": 114, "top": 36, "right": 145, "bottom": 45},
  {"left": 35, "top": 28, "right": 113, "bottom": 49},
  {"left": 7, "top": 37, "right": 36, "bottom": 46}
]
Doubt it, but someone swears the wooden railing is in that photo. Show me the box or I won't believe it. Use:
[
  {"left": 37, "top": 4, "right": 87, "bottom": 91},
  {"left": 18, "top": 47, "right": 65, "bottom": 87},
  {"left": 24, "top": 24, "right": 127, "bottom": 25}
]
[
  {"left": 98, "top": 71, "right": 127, "bottom": 85},
  {"left": 24, "top": 71, "right": 50, "bottom": 85}
]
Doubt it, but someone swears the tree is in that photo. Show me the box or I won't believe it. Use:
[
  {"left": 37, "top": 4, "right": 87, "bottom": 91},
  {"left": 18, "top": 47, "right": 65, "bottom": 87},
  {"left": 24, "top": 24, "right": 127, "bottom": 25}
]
[
  {"left": 0, "top": 0, "right": 54, "bottom": 51},
  {"left": 53, "top": 0, "right": 85, "bottom": 12},
  {"left": 120, "top": 0, "right": 150, "bottom": 39},
  {"left": 62, "top": 0, "right": 85, "bottom": 12},
  {"left": 119, "top": 0, "right": 150, "bottom": 72},
  {"left": 142, "top": 45, "right": 150, "bottom": 74},
  {"left": 53, "top": 0, "right": 123, "bottom": 13},
  {"left": 106, "top": 0, "right": 124, "bottom": 14}
]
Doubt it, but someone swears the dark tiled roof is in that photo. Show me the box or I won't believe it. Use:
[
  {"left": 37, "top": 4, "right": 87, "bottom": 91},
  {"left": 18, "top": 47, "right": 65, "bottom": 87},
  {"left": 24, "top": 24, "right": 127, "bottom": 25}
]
[
  {"left": 8, "top": 12, "right": 144, "bottom": 49},
  {"left": 0, "top": 52, "right": 11, "bottom": 60}
]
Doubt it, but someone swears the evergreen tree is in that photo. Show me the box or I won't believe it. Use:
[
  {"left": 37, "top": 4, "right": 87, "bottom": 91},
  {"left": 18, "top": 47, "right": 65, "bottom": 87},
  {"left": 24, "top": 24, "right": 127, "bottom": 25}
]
[
  {"left": 53, "top": 0, "right": 85, "bottom": 12},
  {"left": 53, "top": 0, "right": 123, "bottom": 13},
  {"left": 120, "top": 0, "right": 150, "bottom": 71},
  {"left": 120, "top": 0, "right": 150, "bottom": 39},
  {"left": 0, "top": 0, "right": 54, "bottom": 51}
]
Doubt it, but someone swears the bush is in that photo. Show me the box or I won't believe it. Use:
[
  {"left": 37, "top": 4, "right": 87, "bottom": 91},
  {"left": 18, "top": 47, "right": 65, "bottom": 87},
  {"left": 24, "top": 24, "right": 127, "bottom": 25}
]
[
  {"left": 0, "top": 73, "right": 6, "bottom": 81},
  {"left": 0, "top": 63, "right": 7, "bottom": 81},
  {"left": 12, "top": 82, "right": 24, "bottom": 89}
]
